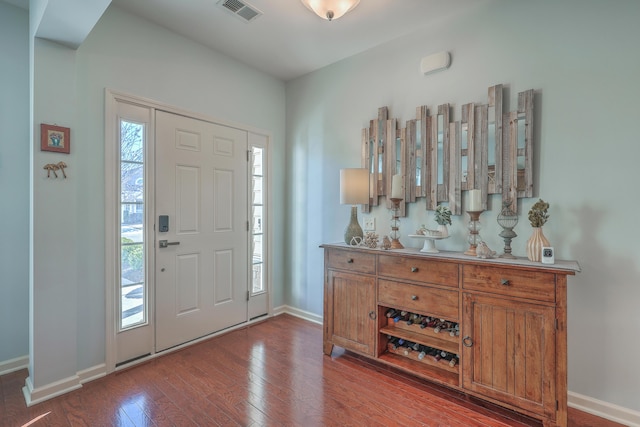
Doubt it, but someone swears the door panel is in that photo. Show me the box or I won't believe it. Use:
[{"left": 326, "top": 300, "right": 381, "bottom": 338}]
[
  {"left": 155, "top": 111, "right": 248, "bottom": 352},
  {"left": 462, "top": 293, "right": 556, "bottom": 417}
]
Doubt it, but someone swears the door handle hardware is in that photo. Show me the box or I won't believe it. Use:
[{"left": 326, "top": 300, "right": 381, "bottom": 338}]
[
  {"left": 159, "top": 240, "right": 180, "bottom": 248},
  {"left": 500, "top": 279, "right": 510, "bottom": 286},
  {"left": 463, "top": 336, "right": 474, "bottom": 347},
  {"left": 411, "top": 267, "right": 418, "bottom": 273},
  {"left": 411, "top": 295, "right": 418, "bottom": 301},
  {"left": 368, "top": 311, "right": 376, "bottom": 320},
  {"left": 347, "top": 258, "right": 354, "bottom": 263}
]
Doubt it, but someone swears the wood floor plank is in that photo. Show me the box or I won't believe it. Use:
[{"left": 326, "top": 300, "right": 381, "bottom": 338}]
[{"left": 0, "top": 314, "right": 627, "bottom": 427}]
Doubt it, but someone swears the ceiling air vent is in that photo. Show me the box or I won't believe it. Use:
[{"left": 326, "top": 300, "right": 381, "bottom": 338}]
[{"left": 218, "top": 0, "right": 262, "bottom": 23}]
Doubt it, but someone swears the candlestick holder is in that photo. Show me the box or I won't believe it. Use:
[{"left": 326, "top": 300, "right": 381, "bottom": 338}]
[
  {"left": 497, "top": 200, "right": 518, "bottom": 259},
  {"left": 389, "top": 197, "right": 404, "bottom": 249},
  {"left": 464, "top": 210, "right": 484, "bottom": 256}
]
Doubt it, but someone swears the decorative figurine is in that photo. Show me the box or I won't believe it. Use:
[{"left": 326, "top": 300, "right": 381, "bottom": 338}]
[
  {"left": 363, "top": 232, "right": 379, "bottom": 248},
  {"left": 381, "top": 236, "right": 392, "bottom": 250},
  {"left": 476, "top": 241, "right": 497, "bottom": 259}
]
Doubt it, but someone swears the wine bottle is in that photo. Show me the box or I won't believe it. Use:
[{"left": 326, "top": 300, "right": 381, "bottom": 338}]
[
  {"left": 434, "top": 350, "right": 449, "bottom": 361},
  {"left": 417, "top": 346, "right": 427, "bottom": 360},
  {"left": 406, "top": 313, "right": 419, "bottom": 325},
  {"left": 393, "top": 311, "right": 410, "bottom": 323},
  {"left": 402, "top": 341, "right": 414, "bottom": 356},
  {"left": 441, "top": 353, "right": 459, "bottom": 367},
  {"left": 409, "top": 314, "right": 424, "bottom": 326},
  {"left": 385, "top": 308, "right": 399, "bottom": 318},
  {"left": 387, "top": 336, "right": 400, "bottom": 349},
  {"left": 450, "top": 323, "right": 460, "bottom": 337},
  {"left": 434, "top": 319, "right": 452, "bottom": 333},
  {"left": 420, "top": 316, "right": 432, "bottom": 329}
]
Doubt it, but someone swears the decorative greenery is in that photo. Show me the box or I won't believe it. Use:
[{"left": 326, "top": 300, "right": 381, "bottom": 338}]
[
  {"left": 434, "top": 205, "right": 452, "bottom": 226},
  {"left": 528, "top": 199, "right": 550, "bottom": 227}
]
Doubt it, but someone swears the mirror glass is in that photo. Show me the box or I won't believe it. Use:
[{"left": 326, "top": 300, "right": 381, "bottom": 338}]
[
  {"left": 487, "top": 108, "right": 496, "bottom": 170},
  {"left": 517, "top": 112, "right": 526, "bottom": 191},
  {"left": 437, "top": 114, "right": 444, "bottom": 185},
  {"left": 415, "top": 120, "right": 422, "bottom": 187},
  {"left": 395, "top": 136, "right": 402, "bottom": 174},
  {"left": 368, "top": 137, "right": 376, "bottom": 195},
  {"left": 461, "top": 123, "right": 468, "bottom": 184},
  {"left": 517, "top": 112, "right": 526, "bottom": 169},
  {"left": 377, "top": 121, "right": 384, "bottom": 195}
]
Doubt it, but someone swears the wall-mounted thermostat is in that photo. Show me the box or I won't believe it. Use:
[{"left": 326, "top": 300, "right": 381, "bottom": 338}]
[{"left": 541, "top": 247, "right": 555, "bottom": 264}]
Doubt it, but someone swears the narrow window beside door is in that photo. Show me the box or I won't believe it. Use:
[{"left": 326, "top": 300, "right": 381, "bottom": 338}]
[
  {"left": 251, "top": 146, "right": 265, "bottom": 295},
  {"left": 119, "top": 120, "right": 147, "bottom": 330}
]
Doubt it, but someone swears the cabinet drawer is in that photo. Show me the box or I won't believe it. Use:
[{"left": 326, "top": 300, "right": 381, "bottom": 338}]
[
  {"left": 327, "top": 249, "right": 376, "bottom": 274},
  {"left": 462, "top": 265, "right": 555, "bottom": 302},
  {"left": 378, "top": 255, "right": 458, "bottom": 287},
  {"left": 378, "top": 279, "right": 459, "bottom": 321}
]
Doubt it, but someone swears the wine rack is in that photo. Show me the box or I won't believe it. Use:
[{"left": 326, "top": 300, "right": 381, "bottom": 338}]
[{"left": 378, "top": 306, "right": 460, "bottom": 385}]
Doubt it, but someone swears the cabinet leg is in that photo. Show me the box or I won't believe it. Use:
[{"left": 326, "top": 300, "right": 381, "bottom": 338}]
[{"left": 323, "top": 341, "right": 334, "bottom": 356}]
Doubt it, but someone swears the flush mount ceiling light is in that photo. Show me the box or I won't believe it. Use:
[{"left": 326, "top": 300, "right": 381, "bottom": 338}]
[{"left": 301, "top": 0, "right": 360, "bottom": 21}]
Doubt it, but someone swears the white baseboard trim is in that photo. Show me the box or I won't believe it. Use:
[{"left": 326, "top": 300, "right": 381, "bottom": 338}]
[
  {"left": 0, "top": 355, "right": 28, "bottom": 376},
  {"left": 273, "top": 304, "right": 322, "bottom": 325},
  {"left": 19, "top": 363, "right": 106, "bottom": 407},
  {"left": 569, "top": 391, "right": 640, "bottom": 427},
  {"left": 22, "top": 373, "right": 82, "bottom": 407},
  {"left": 78, "top": 363, "right": 107, "bottom": 384}
]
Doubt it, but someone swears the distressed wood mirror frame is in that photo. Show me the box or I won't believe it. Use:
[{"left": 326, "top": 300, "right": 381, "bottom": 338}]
[{"left": 361, "top": 84, "right": 534, "bottom": 217}]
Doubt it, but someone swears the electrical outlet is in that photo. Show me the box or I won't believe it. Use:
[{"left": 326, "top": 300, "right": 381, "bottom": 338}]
[{"left": 364, "top": 217, "right": 376, "bottom": 231}]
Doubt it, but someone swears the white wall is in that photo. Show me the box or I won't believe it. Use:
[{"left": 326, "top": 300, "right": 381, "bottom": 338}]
[
  {"left": 0, "top": 2, "right": 30, "bottom": 365},
  {"left": 27, "top": 4, "right": 286, "bottom": 393},
  {"left": 285, "top": 0, "right": 640, "bottom": 413}
]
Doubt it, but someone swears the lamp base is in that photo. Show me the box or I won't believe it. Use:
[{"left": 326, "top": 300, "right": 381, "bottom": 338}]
[{"left": 344, "top": 205, "right": 363, "bottom": 245}]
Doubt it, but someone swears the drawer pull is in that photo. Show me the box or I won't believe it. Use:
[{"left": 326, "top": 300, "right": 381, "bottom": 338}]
[
  {"left": 411, "top": 267, "right": 419, "bottom": 273},
  {"left": 368, "top": 310, "right": 377, "bottom": 320},
  {"left": 411, "top": 295, "right": 418, "bottom": 301},
  {"left": 463, "top": 336, "right": 474, "bottom": 348},
  {"left": 347, "top": 258, "right": 354, "bottom": 263},
  {"left": 500, "top": 279, "right": 510, "bottom": 286}
]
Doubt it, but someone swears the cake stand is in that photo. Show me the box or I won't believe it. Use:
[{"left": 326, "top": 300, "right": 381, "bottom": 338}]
[{"left": 409, "top": 233, "right": 449, "bottom": 253}]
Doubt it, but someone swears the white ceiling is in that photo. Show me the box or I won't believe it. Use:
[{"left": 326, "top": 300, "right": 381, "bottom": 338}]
[{"left": 4, "top": 0, "right": 489, "bottom": 81}]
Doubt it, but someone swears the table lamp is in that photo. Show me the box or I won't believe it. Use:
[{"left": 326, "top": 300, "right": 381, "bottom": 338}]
[{"left": 340, "top": 168, "right": 370, "bottom": 245}]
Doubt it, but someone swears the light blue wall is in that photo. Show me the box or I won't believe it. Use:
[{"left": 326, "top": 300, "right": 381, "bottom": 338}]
[
  {"left": 285, "top": 0, "right": 640, "bottom": 412},
  {"left": 0, "top": 2, "right": 30, "bottom": 364}
]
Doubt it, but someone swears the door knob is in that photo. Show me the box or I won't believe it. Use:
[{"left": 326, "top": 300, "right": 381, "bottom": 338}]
[{"left": 159, "top": 240, "right": 180, "bottom": 248}]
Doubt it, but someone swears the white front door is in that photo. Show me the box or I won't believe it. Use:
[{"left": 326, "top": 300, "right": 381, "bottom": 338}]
[{"left": 155, "top": 111, "right": 248, "bottom": 352}]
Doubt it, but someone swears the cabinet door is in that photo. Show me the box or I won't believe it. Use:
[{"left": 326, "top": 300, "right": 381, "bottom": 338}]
[
  {"left": 325, "top": 270, "right": 376, "bottom": 356},
  {"left": 462, "top": 293, "right": 556, "bottom": 419}
]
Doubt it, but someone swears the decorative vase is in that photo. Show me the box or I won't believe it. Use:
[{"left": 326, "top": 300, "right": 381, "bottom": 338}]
[
  {"left": 436, "top": 224, "right": 449, "bottom": 238},
  {"left": 526, "top": 227, "right": 550, "bottom": 262}
]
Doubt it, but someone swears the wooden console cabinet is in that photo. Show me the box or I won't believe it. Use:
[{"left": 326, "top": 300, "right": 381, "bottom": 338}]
[{"left": 322, "top": 243, "right": 579, "bottom": 427}]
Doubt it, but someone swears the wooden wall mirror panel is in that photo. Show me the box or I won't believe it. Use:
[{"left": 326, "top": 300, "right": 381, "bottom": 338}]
[{"left": 359, "top": 84, "right": 535, "bottom": 219}]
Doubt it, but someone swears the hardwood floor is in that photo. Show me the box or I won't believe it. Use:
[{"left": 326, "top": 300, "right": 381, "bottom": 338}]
[{"left": 0, "top": 314, "right": 627, "bottom": 427}]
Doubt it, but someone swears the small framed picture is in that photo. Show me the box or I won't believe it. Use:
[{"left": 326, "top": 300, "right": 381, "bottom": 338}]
[{"left": 41, "top": 123, "right": 70, "bottom": 154}]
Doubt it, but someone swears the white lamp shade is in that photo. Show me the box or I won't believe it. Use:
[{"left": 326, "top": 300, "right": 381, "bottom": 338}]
[
  {"left": 301, "top": 0, "right": 360, "bottom": 21},
  {"left": 340, "top": 168, "right": 369, "bottom": 205}
]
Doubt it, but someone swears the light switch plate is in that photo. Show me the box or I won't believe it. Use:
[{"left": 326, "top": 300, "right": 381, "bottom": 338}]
[{"left": 364, "top": 217, "right": 376, "bottom": 231}]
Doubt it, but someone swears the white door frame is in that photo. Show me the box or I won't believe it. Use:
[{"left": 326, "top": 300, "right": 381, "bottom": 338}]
[{"left": 104, "top": 89, "right": 273, "bottom": 373}]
